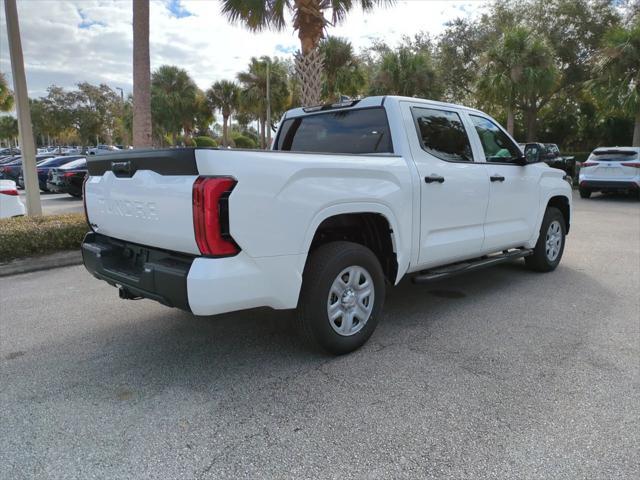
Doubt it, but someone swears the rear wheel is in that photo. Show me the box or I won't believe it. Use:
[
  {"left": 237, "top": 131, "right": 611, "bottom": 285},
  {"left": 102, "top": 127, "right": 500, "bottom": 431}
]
[
  {"left": 525, "top": 207, "right": 566, "bottom": 272},
  {"left": 579, "top": 187, "right": 591, "bottom": 199},
  {"left": 297, "top": 241, "right": 385, "bottom": 355}
]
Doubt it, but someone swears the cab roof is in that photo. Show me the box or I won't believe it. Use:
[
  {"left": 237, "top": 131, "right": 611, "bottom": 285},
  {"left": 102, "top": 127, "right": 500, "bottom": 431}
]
[{"left": 283, "top": 95, "right": 484, "bottom": 119}]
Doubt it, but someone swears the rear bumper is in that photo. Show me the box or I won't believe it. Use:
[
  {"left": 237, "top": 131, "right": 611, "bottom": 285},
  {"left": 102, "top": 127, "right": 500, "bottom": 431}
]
[
  {"left": 82, "top": 232, "right": 193, "bottom": 311},
  {"left": 82, "top": 232, "right": 305, "bottom": 316},
  {"left": 579, "top": 180, "right": 639, "bottom": 191}
]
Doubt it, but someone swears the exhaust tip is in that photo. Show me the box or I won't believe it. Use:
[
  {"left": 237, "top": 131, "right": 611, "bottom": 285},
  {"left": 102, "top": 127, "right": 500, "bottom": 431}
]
[{"left": 119, "top": 287, "right": 142, "bottom": 300}]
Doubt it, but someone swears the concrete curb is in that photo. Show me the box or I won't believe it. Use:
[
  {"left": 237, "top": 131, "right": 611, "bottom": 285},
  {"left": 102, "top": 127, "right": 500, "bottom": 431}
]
[{"left": 0, "top": 250, "right": 83, "bottom": 277}]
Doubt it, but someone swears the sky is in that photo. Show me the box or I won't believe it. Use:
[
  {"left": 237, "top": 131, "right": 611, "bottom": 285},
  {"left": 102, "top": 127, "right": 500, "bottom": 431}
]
[{"left": 0, "top": 0, "right": 484, "bottom": 100}]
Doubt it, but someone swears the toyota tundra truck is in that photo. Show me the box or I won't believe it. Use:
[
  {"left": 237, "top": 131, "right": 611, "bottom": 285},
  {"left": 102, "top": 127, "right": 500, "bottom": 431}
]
[{"left": 82, "top": 96, "right": 572, "bottom": 354}]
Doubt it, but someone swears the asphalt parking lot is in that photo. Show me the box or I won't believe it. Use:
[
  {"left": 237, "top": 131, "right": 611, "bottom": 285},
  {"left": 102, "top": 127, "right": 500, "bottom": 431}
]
[
  {"left": 1, "top": 192, "right": 638, "bottom": 479},
  {"left": 17, "top": 191, "right": 84, "bottom": 216}
]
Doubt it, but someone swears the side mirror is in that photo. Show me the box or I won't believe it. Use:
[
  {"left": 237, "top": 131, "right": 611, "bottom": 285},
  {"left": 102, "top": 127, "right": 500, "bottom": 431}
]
[{"left": 523, "top": 144, "right": 542, "bottom": 164}]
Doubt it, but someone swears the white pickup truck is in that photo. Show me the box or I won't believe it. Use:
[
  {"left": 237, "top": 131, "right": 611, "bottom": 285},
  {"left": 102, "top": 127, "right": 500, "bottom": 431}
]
[{"left": 82, "top": 96, "right": 572, "bottom": 354}]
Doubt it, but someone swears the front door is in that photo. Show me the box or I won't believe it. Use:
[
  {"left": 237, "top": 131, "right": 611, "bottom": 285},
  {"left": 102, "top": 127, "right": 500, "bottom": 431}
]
[
  {"left": 467, "top": 114, "right": 541, "bottom": 252},
  {"left": 404, "top": 105, "right": 490, "bottom": 268}
]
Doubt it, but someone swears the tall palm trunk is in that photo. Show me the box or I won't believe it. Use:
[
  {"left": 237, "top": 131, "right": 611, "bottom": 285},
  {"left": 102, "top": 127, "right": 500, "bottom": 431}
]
[
  {"left": 293, "top": 0, "right": 324, "bottom": 106},
  {"left": 132, "top": 0, "right": 152, "bottom": 148},
  {"left": 506, "top": 105, "right": 514, "bottom": 136},
  {"left": 295, "top": 48, "right": 324, "bottom": 106},
  {"left": 524, "top": 109, "right": 537, "bottom": 142},
  {"left": 633, "top": 109, "right": 640, "bottom": 147},
  {"left": 222, "top": 114, "right": 229, "bottom": 147}
]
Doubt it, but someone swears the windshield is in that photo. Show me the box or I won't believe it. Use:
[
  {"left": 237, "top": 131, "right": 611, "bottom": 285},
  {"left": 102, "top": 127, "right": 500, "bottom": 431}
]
[
  {"left": 60, "top": 158, "right": 87, "bottom": 169},
  {"left": 274, "top": 107, "right": 393, "bottom": 154},
  {"left": 38, "top": 156, "right": 81, "bottom": 168},
  {"left": 591, "top": 149, "right": 638, "bottom": 161}
]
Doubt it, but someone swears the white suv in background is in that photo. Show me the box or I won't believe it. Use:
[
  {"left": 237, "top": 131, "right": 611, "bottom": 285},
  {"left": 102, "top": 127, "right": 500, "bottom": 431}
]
[
  {"left": 579, "top": 147, "right": 640, "bottom": 198},
  {"left": 0, "top": 180, "right": 25, "bottom": 218}
]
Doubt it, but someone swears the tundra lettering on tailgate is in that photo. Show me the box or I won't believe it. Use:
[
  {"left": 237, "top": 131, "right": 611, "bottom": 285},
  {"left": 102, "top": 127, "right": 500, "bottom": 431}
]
[{"left": 98, "top": 197, "right": 159, "bottom": 221}]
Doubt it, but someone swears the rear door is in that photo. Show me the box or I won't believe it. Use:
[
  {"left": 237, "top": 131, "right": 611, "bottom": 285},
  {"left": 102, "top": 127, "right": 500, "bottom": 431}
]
[
  {"left": 402, "top": 103, "right": 490, "bottom": 268},
  {"left": 84, "top": 149, "right": 200, "bottom": 255}
]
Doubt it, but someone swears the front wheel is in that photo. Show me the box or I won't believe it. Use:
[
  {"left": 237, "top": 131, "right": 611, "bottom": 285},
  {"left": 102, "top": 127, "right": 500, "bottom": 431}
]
[
  {"left": 297, "top": 241, "right": 385, "bottom": 355},
  {"left": 525, "top": 207, "right": 566, "bottom": 272}
]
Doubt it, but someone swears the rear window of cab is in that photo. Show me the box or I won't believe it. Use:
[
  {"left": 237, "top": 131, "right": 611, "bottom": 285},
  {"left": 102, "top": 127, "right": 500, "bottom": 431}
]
[{"left": 274, "top": 107, "right": 393, "bottom": 154}]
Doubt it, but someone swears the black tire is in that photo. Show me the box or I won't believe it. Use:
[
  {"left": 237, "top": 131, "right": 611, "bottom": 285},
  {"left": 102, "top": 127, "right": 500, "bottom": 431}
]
[
  {"left": 297, "top": 241, "right": 385, "bottom": 355},
  {"left": 525, "top": 207, "right": 566, "bottom": 272},
  {"left": 579, "top": 188, "right": 591, "bottom": 199}
]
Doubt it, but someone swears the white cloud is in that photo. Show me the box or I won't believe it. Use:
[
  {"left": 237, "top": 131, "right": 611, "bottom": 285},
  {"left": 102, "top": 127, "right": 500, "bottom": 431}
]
[{"left": 0, "top": 0, "right": 482, "bottom": 99}]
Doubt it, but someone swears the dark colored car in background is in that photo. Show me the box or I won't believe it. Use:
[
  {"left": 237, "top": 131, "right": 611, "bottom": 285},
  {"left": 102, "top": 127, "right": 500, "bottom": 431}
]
[
  {"left": 47, "top": 158, "right": 88, "bottom": 197},
  {"left": 519, "top": 143, "right": 576, "bottom": 177},
  {"left": 17, "top": 155, "right": 85, "bottom": 191},
  {"left": 0, "top": 154, "right": 57, "bottom": 183}
]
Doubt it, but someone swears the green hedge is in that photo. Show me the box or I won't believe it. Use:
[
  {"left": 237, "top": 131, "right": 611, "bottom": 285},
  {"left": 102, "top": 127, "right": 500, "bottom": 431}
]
[
  {"left": 194, "top": 136, "right": 218, "bottom": 148},
  {"left": 232, "top": 135, "right": 257, "bottom": 149},
  {"left": 0, "top": 213, "right": 88, "bottom": 262}
]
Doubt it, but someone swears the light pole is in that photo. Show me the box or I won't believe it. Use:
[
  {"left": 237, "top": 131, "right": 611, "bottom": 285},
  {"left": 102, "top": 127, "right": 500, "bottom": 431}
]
[
  {"left": 115, "top": 87, "right": 126, "bottom": 146},
  {"left": 4, "top": 0, "right": 41, "bottom": 216}
]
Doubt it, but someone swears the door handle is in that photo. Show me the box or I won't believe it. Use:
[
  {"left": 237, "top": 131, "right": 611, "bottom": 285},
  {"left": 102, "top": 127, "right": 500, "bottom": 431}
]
[
  {"left": 425, "top": 174, "right": 445, "bottom": 184},
  {"left": 490, "top": 174, "right": 505, "bottom": 182}
]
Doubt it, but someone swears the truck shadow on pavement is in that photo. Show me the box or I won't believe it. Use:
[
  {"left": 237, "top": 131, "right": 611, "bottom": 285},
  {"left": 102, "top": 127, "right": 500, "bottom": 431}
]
[{"left": 4, "top": 260, "right": 614, "bottom": 409}]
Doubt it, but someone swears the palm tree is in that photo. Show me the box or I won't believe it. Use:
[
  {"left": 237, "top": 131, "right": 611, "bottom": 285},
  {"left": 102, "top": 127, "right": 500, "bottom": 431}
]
[
  {"left": 477, "top": 27, "right": 558, "bottom": 140},
  {"left": 0, "top": 72, "right": 14, "bottom": 112},
  {"left": 591, "top": 20, "right": 640, "bottom": 146},
  {"left": 221, "top": 0, "right": 393, "bottom": 107},
  {"left": 207, "top": 80, "right": 240, "bottom": 147},
  {"left": 368, "top": 43, "right": 440, "bottom": 100},
  {"left": 132, "top": 0, "right": 152, "bottom": 147},
  {"left": 237, "top": 56, "right": 289, "bottom": 148},
  {"left": 151, "top": 65, "right": 198, "bottom": 145},
  {"left": 319, "top": 36, "right": 365, "bottom": 102}
]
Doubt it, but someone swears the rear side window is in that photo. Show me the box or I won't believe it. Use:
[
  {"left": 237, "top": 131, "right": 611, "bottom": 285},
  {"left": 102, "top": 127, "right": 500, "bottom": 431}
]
[
  {"left": 274, "top": 107, "right": 393, "bottom": 154},
  {"left": 412, "top": 107, "right": 473, "bottom": 162}
]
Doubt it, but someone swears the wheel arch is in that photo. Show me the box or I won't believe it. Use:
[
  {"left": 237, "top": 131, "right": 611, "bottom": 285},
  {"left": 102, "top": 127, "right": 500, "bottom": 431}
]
[
  {"left": 302, "top": 203, "right": 409, "bottom": 285},
  {"left": 547, "top": 194, "right": 571, "bottom": 234}
]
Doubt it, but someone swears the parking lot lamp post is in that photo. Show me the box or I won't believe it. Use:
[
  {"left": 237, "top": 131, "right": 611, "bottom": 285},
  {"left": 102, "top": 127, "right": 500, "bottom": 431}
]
[{"left": 4, "top": 0, "right": 41, "bottom": 215}]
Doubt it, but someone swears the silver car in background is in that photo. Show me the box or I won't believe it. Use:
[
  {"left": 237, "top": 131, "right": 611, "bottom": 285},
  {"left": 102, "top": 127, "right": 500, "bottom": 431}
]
[{"left": 578, "top": 147, "right": 640, "bottom": 199}]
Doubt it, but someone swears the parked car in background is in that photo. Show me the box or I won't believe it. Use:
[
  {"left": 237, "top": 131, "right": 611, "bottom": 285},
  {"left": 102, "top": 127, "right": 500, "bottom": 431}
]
[
  {"left": 47, "top": 157, "right": 87, "bottom": 197},
  {"left": 87, "top": 145, "right": 120, "bottom": 156},
  {"left": 0, "top": 180, "right": 25, "bottom": 218},
  {"left": 0, "top": 147, "right": 20, "bottom": 156},
  {"left": 578, "top": 147, "right": 640, "bottom": 198},
  {"left": 17, "top": 155, "right": 86, "bottom": 191},
  {"left": 0, "top": 154, "right": 57, "bottom": 183},
  {"left": 519, "top": 143, "right": 575, "bottom": 177}
]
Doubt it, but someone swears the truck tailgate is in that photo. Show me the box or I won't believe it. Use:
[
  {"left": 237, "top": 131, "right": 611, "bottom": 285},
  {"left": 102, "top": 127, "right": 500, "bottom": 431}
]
[{"left": 85, "top": 150, "right": 200, "bottom": 255}]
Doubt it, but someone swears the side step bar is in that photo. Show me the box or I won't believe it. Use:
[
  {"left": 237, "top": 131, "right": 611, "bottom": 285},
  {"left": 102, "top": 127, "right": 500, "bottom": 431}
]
[{"left": 411, "top": 248, "right": 533, "bottom": 284}]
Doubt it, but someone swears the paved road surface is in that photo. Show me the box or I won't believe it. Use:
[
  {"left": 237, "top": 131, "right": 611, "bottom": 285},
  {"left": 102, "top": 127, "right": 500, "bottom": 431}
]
[
  {"left": 17, "top": 191, "right": 84, "bottom": 216},
  {"left": 1, "top": 192, "right": 638, "bottom": 479}
]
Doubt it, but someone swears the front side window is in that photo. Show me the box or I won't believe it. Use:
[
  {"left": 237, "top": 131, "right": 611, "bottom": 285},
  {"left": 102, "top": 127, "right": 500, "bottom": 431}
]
[
  {"left": 412, "top": 108, "right": 473, "bottom": 162},
  {"left": 470, "top": 115, "right": 521, "bottom": 163},
  {"left": 274, "top": 107, "right": 393, "bottom": 154}
]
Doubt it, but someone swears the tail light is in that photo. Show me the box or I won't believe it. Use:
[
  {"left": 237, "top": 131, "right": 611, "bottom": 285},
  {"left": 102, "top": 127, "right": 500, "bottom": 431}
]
[
  {"left": 0, "top": 188, "right": 18, "bottom": 196},
  {"left": 581, "top": 162, "right": 597, "bottom": 167},
  {"left": 192, "top": 176, "right": 239, "bottom": 257},
  {"left": 63, "top": 171, "right": 76, "bottom": 178},
  {"left": 621, "top": 162, "right": 640, "bottom": 168}
]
